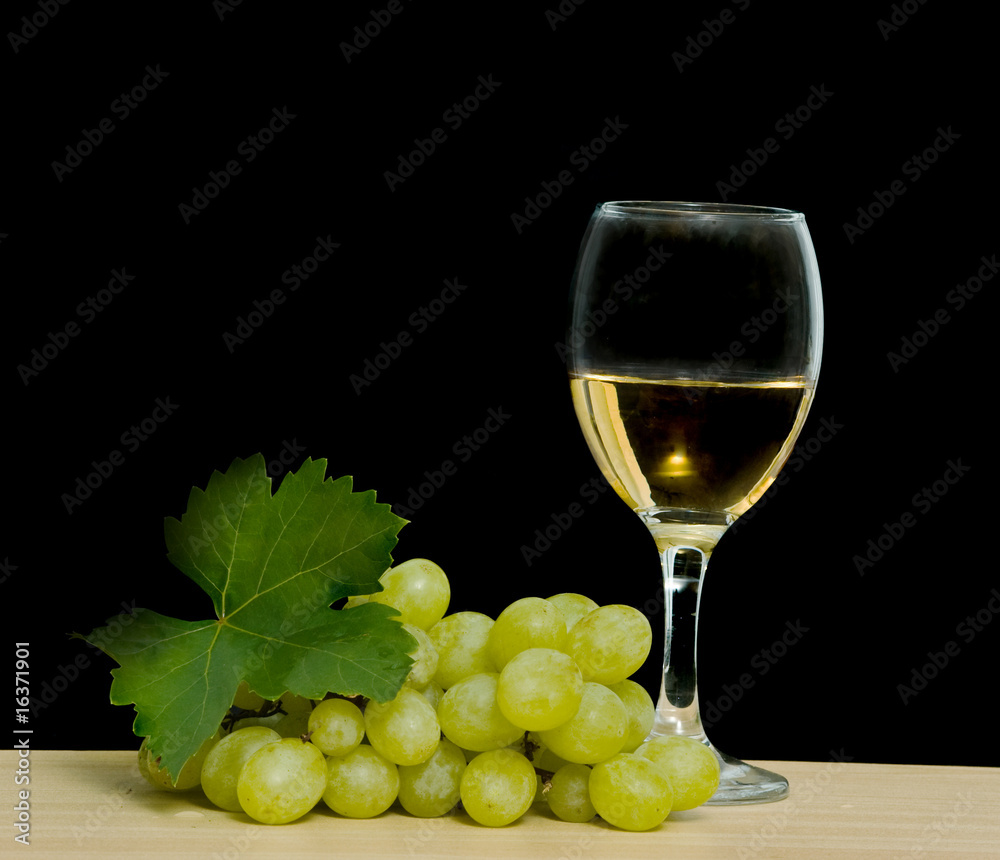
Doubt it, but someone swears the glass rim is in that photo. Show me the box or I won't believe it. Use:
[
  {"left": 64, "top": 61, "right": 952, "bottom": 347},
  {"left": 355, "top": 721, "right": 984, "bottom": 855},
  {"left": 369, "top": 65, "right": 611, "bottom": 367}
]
[{"left": 600, "top": 200, "right": 804, "bottom": 221}]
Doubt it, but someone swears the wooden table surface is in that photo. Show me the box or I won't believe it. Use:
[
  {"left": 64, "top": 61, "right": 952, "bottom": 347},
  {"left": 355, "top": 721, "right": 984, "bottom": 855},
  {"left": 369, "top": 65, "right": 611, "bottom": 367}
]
[{"left": 4, "top": 750, "right": 999, "bottom": 859}]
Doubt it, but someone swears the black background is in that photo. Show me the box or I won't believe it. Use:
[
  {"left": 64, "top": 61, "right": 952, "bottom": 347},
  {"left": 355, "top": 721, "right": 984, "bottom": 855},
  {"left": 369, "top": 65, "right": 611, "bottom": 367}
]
[{"left": 7, "top": 0, "right": 993, "bottom": 768}]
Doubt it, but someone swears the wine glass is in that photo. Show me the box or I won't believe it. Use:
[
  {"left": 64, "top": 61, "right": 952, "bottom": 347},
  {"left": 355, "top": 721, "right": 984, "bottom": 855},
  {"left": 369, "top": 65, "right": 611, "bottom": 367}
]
[{"left": 566, "top": 201, "right": 823, "bottom": 804}]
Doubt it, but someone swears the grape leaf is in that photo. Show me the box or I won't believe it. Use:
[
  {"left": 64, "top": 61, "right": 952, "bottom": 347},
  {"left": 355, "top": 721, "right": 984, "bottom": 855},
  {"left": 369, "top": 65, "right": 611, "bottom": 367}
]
[{"left": 80, "top": 454, "right": 414, "bottom": 782}]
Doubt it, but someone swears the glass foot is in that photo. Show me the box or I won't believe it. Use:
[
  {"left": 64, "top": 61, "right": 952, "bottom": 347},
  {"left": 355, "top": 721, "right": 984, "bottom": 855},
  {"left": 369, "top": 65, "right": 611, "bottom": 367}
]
[{"left": 706, "top": 747, "right": 789, "bottom": 805}]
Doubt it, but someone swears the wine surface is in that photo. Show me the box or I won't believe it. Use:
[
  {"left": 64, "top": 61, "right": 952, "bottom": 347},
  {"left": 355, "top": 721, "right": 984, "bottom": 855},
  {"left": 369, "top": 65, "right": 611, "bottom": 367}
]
[{"left": 570, "top": 375, "right": 814, "bottom": 518}]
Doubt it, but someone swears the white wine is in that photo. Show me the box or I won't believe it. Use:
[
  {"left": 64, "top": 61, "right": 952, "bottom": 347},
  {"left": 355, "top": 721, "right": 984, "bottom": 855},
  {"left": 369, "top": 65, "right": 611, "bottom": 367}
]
[{"left": 570, "top": 374, "right": 814, "bottom": 519}]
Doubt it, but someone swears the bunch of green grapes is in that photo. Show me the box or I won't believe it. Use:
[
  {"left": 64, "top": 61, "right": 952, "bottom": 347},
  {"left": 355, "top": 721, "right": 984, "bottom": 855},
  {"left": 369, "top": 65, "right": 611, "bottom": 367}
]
[
  {"left": 138, "top": 558, "right": 720, "bottom": 830},
  {"left": 141, "top": 559, "right": 453, "bottom": 825}
]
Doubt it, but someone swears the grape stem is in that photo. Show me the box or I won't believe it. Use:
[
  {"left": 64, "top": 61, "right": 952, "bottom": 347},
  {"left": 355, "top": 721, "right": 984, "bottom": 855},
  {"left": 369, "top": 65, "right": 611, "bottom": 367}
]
[
  {"left": 521, "top": 732, "right": 541, "bottom": 761},
  {"left": 534, "top": 767, "right": 555, "bottom": 791},
  {"left": 221, "top": 697, "right": 288, "bottom": 733},
  {"left": 326, "top": 692, "right": 368, "bottom": 713}
]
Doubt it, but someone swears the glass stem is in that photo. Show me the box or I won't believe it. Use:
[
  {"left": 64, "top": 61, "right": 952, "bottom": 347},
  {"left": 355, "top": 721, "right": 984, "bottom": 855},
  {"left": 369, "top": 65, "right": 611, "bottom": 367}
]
[
  {"left": 642, "top": 514, "right": 728, "bottom": 742},
  {"left": 654, "top": 544, "right": 709, "bottom": 738}
]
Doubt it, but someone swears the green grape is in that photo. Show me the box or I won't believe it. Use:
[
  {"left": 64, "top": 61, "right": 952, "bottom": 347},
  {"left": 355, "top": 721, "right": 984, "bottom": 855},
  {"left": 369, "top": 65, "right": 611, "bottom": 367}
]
[
  {"left": 531, "top": 740, "right": 571, "bottom": 775},
  {"left": 419, "top": 680, "right": 444, "bottom": 711},
  {"left": 589, "top": 752, "right": 673, "bottom": 831},
  {"left": 565, "top": 604, "right": 652, "bottom": 685},
  {"left": 140, "top": 731, "right": 220, "bottom": 791},
  {"left": 270, "top": 693, "right": 314, "bottom": 738},
  {"left": 307, "top": 698, "right": 365, "bottom": 757},
  {"left": 200, "top": 727, "right": 281, "bottom": 811},
  {"left": 365, "top": 558, "right": 451, "bottom": 630},
  {"left": 521, "top": 730, "right": 571, "bottom": 773},
  {"left": 496, "top": 648, "right": 583, "bottom": 731},
  {"left": 546, "top": 763, "right": 596, "bottom": 822},
  {"left": 635, "top": 736, "right": 720, "bottom": 810},
  {"left": 457, "top": 745, "right": 480, "bottom": 764},
  {"left": 323, "top": 744, "right": 400, "bottom": 818},
  {"left": 533, "top": 772, "right": 546, "bottom": 804},
  {"left": 487, "top": 597, "right": 567, "bottom": 669},
  {"left": 459, "top": 748, "right": 536, "bottom": 827},
  {"left": 545, "top": 592, "right": 600, "bottom": 634},
  {"left": 230, "top": 714, "right": 282, "bottom": 732},
  {"left": 397, "top": 738, "right": 467, "bottom": 817},
  {"left": 403, "top": 623, "right": 439, "bottom": 690},
  {"left": 237, "top": 737, "right": 327, "bottom": 825},
  {"left": 437, "top": 672, "right": 524, "bottom": 752},
  {"left": 537, "top": 682, "right": 628, "bottom": 764},
  {"left": 607, "top": 679, "right": 656, "bottom": 753},
  {"left": 364, "top": 686, "right": 441, "bottom": 766},
  {"left": 428, "top": 612, "right": 497, "bottom": 689}
]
